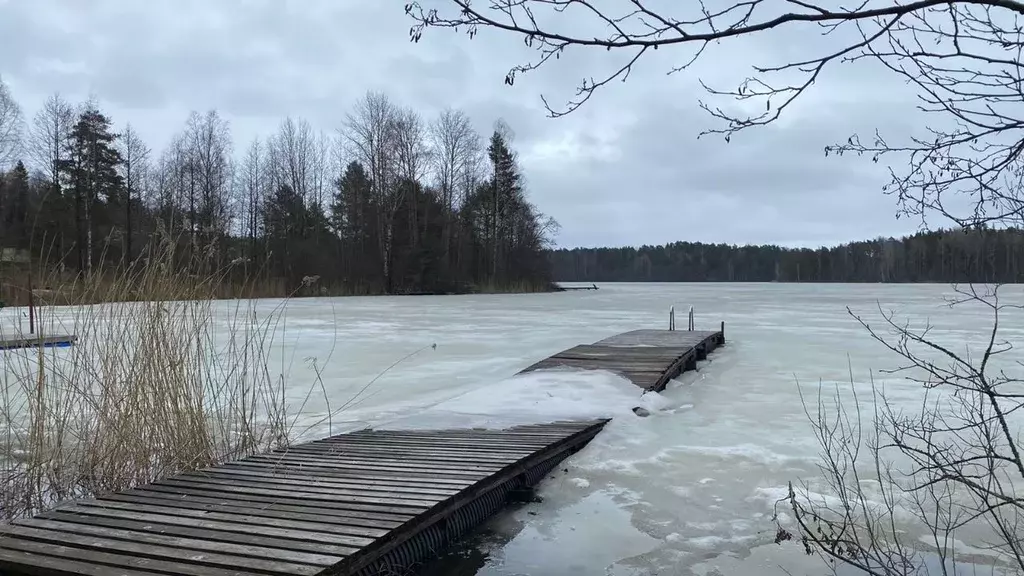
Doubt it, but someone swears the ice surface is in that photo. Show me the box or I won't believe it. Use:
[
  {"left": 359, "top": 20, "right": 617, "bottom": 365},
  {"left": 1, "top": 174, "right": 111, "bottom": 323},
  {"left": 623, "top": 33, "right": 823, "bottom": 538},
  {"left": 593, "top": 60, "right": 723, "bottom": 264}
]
[{"left": 4, "top": 282, "right": 1023, "bottom": 575}]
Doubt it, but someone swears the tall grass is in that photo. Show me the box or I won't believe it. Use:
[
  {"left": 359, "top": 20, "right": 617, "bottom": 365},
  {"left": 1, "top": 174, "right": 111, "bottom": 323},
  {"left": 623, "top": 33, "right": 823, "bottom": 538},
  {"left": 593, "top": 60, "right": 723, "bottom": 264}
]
[{"left": 0, "top": 236, "right": 293, "bottom": 523}]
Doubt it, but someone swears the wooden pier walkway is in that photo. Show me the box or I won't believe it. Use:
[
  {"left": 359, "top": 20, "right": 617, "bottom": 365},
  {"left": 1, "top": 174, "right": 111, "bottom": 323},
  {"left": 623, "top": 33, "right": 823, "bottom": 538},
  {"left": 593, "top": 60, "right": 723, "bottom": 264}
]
[
  {"left": 0, "top": 420, "right": 606, "bottom": 575},
  {"left": 0, "top": 324, "right": 726, "bottom": 575},
  {"left": 520, "top": 326, "right": 725, "bottom": 391}
]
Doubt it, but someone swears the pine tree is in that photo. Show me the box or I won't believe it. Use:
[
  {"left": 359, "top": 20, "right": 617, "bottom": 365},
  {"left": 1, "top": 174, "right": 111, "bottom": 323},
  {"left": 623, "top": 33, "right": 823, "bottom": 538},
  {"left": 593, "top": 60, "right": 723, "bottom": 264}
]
[
  {"left": 60, "top": 106, "right": 123, "bottom": 274},
  {"left": 486, "top": 128, "right": 526, "bottom": 283},
  {"left": 331, "top": 161, "right": 379, "bottom": 286}
]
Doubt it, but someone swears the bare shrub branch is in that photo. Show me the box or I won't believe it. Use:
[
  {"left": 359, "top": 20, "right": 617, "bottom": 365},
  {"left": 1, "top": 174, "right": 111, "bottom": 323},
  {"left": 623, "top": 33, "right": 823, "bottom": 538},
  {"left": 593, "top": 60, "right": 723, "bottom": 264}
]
[{"left": 779, "top": 287, "right": 1024, "bottom": 574}]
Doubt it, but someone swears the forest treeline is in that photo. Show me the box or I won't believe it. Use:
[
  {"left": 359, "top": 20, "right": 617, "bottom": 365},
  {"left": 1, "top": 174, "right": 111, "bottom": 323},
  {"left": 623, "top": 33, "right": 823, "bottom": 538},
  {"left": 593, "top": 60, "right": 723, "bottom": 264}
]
[
  {"left": 550, "top": 228, "right": 1024, "bottom": 283},
  {"left": 0, "top": 78, "right": 556, "bottom": 298}
]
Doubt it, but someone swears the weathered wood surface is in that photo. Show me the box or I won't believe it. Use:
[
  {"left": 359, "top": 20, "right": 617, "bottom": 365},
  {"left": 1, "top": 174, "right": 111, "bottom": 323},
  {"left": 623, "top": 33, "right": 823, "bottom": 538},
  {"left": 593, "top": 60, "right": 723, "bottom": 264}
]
[
  {"left": 0, "top": 334, "right": 77, "bottom": 350},
  {"left": 520, "top": 328, "right": 725, "bottom": 391},
  {"left": 595, "top": 329, "right": 719, "bottom": 348},
  {"left": 0, "top": 420, "right": 607, "bottom": 576}
]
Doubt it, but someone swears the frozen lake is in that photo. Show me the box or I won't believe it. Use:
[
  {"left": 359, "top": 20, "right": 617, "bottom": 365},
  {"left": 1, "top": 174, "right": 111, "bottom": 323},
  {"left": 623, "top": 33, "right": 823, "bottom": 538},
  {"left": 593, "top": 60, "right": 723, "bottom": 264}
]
[
  {"left": 3, "top": 282, "right": 1022, "bottom": 574},
  {"left": 242, "top": 282, "right": 1024, "bottom": 575}
]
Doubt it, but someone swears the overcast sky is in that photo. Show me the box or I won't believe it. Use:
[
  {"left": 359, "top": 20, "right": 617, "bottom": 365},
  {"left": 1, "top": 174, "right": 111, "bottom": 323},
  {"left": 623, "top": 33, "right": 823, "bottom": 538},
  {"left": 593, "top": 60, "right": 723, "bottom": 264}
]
[{"left": 0, "top": 0, "right": 930, "bottom": 249}]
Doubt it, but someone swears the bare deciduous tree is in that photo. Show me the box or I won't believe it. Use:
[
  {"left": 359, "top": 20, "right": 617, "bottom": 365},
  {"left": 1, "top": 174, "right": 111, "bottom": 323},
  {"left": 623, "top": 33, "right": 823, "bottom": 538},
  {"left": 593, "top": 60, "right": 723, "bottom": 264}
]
[
  {"left": 237, "top": 137, "right": 268, "bottom": 264},
  {"left": 268, "top": 117, "right": 316, "bottom": 201},
  {"left": 430, "top": 107, "right": 480, "bottom": 232},
  {"left": 0, "top": 76, "right": 22, "bottom": 169},
  {"left": 29, "top": 93, "right": 74, "bottom": 191},
  {"left": 183, "top": 110, "right": 233, "bottom": 248},
  {"left": 118, "top": 123, "right": 150, "bottom": 264},
  {"left": 311, "top": 129, "right": 335, "bottom": 214},
  {"left": 430, "top": 108, "right": 480, "bottom": 274},
  {"left": 343, "top": 91, "right": 401, "bottom": 288},
  {"left": 392, "top": 107, "right": 429, "bottom": 185}
]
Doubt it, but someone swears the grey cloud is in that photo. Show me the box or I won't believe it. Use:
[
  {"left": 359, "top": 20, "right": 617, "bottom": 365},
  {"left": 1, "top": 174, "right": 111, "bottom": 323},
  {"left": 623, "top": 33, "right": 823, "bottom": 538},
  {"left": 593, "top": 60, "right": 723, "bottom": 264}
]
[
  {"left": 519, "top": 89, "right": 924, "bottom": 248},
  {"left": 0, "top": 0, "right": 927, "bottom": 248}
]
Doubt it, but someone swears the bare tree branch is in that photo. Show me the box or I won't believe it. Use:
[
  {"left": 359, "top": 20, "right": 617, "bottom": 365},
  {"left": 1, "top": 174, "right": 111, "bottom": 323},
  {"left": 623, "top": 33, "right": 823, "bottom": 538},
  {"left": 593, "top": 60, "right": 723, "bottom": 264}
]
[
  {"left": 0, "top": 76, "right": 23, "bottom": 169},
  {"left": 408, "top": 0, "right": 1024, "bottom": 228}
]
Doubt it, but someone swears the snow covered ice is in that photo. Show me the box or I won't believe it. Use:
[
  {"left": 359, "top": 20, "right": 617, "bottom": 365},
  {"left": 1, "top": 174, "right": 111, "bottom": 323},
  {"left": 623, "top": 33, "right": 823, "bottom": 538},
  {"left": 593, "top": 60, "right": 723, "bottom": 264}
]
[{"left": 3, "top": 282, "right": 1023, "bottom": 575}]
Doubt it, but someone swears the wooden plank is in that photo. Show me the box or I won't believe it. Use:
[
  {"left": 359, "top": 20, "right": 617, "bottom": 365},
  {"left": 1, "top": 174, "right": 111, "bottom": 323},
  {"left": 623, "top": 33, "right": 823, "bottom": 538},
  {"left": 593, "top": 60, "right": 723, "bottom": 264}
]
[
  {"left": 243, "top": 451, "right": 502, "bottom": 474},
  {"left": 545, "top": 356, "right": 679, "bottom": 367},
  {"left": 170, "top": 473, "right": 457, "bottom": 502},
  {"left": 102, "top": 483, "right": 411, "bottom": 524},
  {"left": 34, "top": 511, "right": 361, "bottom": 557},
  {"left": 12, "top": 519, "right": 341, "bottom": 568},
  {"left": 179, "top": 469, "right": 461, "bottom": 497},
  {"left": 1, "top": 524, "right": 322, "bottom": 576},
  {"left": 347, "top": 427, "right": 590, "bottom": 439},
  {"left": 327, "top": 432, "right": 566, "bottom": 443},
  {"left": 595, "top": 329, "right": 719, "bottom": 347},
  {"left": 245, "top": 452, "right": 503, "bottom": 474},
  {"left": 278, "top": 444, "right": 520, "bottom": 465},
  {"left": 69, "top": 500, "right": 390, "bottom": 539},
  {"left": 273, "top": 447, "right": 517, "bottom": 468},
  {"left": 220, "top": 461, "right": 474, "bottom": 488},
  {"left": 43, "top": 504, "right": 377, "bottom": 548},
  {"left": 0, "top": 546, "right": 166, "bottom": 576},
  {"left": 550, "top": 345, "right": 685, "bottom": 359},
  {"left": 0, "top": 536, "right": 262, "bottom": 576},
  {"left": 242, "top": 454, "right": 500, "bottom": 477},
  {"left": 316, "top": 436, "right": 552, "bottom": 450},
  {"left": 360, "top": 428, "right": 590, "bottom": 438},
  {"left": 315, "top": 436, "right": 544, "bottom": 451},
  {"left": 528, "top": 355, "right": 678, "bottom": 367},
  {"left": 151, "top": 479, "right": 438, "bottom": 510},
  {"left": 96, "top": 492, "right": 409, "bottom": 529},
  {"left": 302, "top": 441, "right": 536, "bottom": 459},
  {"left": 298, "top": 439, "right": 535, "bottom": 458}
]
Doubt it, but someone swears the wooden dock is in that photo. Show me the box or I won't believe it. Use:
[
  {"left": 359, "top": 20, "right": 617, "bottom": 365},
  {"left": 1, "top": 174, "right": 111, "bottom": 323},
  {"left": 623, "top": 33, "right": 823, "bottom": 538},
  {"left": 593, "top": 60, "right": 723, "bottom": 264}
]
[
  {"left": 0, "top": 334, "right": 77, "bottom": 351},
  {"left": 0, "top": 324, "right": 727, "bottom": 574},
  {"left": 0, "top": 420, "right": 607, "bottom": 576},
  {"left": 520, "top": 327, "right": 725, "bottom": 391}
]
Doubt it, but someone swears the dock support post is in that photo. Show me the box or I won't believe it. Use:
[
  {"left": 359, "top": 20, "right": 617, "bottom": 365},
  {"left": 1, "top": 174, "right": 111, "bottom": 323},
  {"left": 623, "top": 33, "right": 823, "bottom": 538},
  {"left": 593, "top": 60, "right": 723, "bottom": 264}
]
[
  {"left": 688, "top": 306, "right": 694, "bottom": 331},
  {"left": 721, "top": 320, "right": 726, "bottom": 343},
  {"left": 669, "top": 305, "right": 675, "bottom": 331}
]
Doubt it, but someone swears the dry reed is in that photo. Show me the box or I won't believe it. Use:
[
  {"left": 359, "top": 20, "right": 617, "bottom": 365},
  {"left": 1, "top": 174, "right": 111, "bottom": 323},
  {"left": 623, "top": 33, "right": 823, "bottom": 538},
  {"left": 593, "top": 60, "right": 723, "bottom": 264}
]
[{"left": 0, "top": 235, "right": 293, "bottom": 523}]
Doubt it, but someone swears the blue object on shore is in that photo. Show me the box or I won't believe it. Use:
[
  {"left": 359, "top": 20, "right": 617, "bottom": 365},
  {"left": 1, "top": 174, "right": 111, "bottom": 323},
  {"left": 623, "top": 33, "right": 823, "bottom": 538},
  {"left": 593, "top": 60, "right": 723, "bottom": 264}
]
[{"left": 0, "top": 335, "right": 78, "bottom": 351}]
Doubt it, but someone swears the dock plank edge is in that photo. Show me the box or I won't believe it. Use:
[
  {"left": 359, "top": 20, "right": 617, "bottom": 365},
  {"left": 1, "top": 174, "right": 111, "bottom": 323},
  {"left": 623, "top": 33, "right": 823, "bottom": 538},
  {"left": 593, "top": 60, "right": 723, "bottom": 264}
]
[{"left": 339, "top": 419, "right": 608, "bottom": 575}]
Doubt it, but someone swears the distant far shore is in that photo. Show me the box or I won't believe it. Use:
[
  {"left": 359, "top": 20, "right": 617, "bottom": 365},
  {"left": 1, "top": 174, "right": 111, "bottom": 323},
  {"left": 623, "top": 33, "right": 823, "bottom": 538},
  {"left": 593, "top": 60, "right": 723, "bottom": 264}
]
[
  {"left": 0, "top": 274, "right": 562, "bottom": 308},
  {"left": 549, "top": 226, "right": 1024, "bottom": 284}
]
